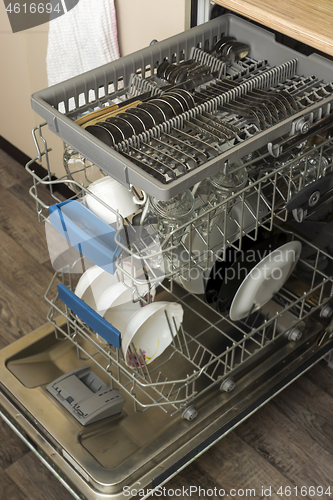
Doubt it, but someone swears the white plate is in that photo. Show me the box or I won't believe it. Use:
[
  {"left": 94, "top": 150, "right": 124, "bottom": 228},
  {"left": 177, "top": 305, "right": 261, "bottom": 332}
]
[
  {"left": 75, "top": 265, "right": 105, "bottom": 299},
  {"left": 229, "top": 240, "right": 302, "bottom": 321}
]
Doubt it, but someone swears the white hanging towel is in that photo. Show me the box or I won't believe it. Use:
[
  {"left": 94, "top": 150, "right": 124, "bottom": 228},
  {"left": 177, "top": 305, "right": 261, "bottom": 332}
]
[{"left": 46, "top": 0, "right": 119, "bottom": 87}]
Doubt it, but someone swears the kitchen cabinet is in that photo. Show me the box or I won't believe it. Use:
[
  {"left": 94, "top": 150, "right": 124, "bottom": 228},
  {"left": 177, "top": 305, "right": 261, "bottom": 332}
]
[{"left": 211, "top": 0, "right": 333, "bottom": 56}]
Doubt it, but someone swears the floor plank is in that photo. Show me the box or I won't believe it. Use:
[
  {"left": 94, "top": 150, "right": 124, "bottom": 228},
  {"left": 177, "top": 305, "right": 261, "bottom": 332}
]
[
  {"left": 5, "top": 452, "right": 74, "bottom": 500},
  {"left": 8, "top": 177, "right": 60, "bottom": 215},
  {"left": 0, "top": 279, "right": 47, "bottom": 349},
  {"left": 0, "top": 418, "right": 29, "bottom": 470},
  {"left": 305, "top": 359, "right": 333, "bottom": 398},
  {"left": 0, "top": 184, "right": 51, "bottom": 263},
  {"left": 152, "top": 461, "right": 221, "bottom": 500},
  {"left": 0, "top": 228, "right": 54, "bottom": 319},
  {"left": 235, "top": 392, "right": 333, "bottom": 494},
  {"left": 0, "top": 467, "right": 30, "bottom": 500},
  {"left": 0, "top": 151, "right": 31, "bottom": 189},
  {"left": 271, "top": 376, "right": 333, "bottom": 457},
  {"left": 185, "top": 432, "right": 304, "bottom": 500}
]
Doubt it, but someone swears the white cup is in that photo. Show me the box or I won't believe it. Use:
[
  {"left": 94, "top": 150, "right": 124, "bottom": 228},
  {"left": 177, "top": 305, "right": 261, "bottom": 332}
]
[{"left": 85, "top": 177, "right": 147, "bottom": 224}]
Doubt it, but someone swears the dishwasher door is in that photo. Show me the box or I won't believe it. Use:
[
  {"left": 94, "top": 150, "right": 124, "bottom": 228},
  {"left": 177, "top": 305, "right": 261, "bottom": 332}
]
[{"left": 0, "top": 313, "right": 332, "bottom": 500}]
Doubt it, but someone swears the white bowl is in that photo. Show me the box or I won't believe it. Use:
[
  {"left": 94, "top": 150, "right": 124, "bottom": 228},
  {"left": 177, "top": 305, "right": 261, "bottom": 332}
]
[
  {"left": 121, "top": 302, "right": 184, "bottom": 367},
  {"left": 104, "top": 301, "right": 143, "bottom": 335},
  {"left": 75, "top": 257, "right": 151, "bottom": 308},
  {"left": 97, "top": 281, "right": 138, "bottom": 313},
  {"left": 85, "top": 176, "right": 146, "bottom": 224},
  {"left": 95, "top": 277, "right": 156, "bottom": 347}
]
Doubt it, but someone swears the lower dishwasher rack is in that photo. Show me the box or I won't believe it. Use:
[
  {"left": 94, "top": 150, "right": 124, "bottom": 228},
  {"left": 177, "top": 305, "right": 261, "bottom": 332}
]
[
  {"left": 23, "top": 123, "right": 333, "bottom": 419},
  {"left": 44, "top": 225, "right": 333, "bottom": 417}
]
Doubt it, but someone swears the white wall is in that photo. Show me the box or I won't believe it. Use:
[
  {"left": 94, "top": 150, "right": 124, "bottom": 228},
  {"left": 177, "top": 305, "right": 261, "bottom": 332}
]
[{"left": 115, "top": 0, "right": 190, "bottom": 56}]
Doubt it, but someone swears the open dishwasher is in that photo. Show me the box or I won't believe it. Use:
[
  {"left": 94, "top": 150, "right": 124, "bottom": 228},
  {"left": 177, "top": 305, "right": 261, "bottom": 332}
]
[{"left": 1, "top": 13, "right": 333, "bottom": 500}]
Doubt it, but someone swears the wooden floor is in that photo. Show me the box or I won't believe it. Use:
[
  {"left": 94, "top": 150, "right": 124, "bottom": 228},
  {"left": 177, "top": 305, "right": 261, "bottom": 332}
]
[{"left": 0, "top": 148, "right": 333, "bottom": 500}]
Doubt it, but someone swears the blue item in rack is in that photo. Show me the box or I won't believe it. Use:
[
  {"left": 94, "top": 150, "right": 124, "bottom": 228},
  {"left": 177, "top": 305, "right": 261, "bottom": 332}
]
[
  {"left": 49, "top": 200, "right": 122, "bottom": 274},
  {"left": 57, "top": 283, "right": 121, "bottom": 348}
]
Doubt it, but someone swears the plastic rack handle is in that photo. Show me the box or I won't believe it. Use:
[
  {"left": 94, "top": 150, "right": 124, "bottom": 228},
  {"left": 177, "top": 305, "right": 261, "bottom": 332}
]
[
  {"left": 57, "top": 283, "right": 121, "bottom": 348},
  {"left": 49, "top": 200, "right": 122, "bottom": 274},
  {"left": 286, "top": 173, "right": 333, "bottom": 212}
]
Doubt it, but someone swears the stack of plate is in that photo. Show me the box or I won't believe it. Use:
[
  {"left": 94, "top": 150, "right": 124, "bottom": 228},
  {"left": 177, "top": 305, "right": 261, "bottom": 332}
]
[{"left": 75, "top": 264, "right": 184, "bottom": 367}]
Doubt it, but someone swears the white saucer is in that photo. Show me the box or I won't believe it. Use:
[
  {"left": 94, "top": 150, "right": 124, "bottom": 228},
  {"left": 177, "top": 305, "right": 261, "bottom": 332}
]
[{"left": 229, "top": 240, "right": 302, "bottom": 321}]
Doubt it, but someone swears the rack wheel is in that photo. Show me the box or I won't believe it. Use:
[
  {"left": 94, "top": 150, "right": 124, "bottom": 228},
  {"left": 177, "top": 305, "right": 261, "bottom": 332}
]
[
  {"left": 182, "top": 405, "right": 198, "bottom": 421},
  {"left": 220, "top": 377, "right": 235, "bottom": 393},
  {"left": 287, "top": 327, "right": 303, "bottom": 342},
  {"left": 320, "top": 304, "right": 333, "bottom": 319}
]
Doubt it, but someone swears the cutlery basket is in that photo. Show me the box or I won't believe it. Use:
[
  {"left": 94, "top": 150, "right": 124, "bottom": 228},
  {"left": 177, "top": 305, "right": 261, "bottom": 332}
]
[{"left": 30, "top": 14, "right": 333, "bottom": 200}]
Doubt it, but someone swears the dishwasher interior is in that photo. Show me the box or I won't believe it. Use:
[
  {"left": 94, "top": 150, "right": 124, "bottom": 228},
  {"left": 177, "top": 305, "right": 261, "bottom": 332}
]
[{"left": 1, "top": 13, "right": 333, "bottom": 500}]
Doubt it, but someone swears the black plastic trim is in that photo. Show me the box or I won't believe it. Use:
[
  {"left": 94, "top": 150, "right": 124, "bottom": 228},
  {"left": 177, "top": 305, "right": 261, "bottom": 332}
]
[{"left": 190, "top": 0, "right": 198, "bottom": 28}]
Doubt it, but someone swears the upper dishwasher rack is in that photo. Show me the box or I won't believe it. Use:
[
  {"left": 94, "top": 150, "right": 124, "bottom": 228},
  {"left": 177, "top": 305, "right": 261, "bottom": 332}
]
[{"left": 31, "top": 14, "right": 333, "bottom": 200}]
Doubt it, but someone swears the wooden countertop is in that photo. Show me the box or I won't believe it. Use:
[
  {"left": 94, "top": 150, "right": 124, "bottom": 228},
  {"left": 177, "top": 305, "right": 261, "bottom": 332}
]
[{"left": 212, "top": 0, "right": 333, "bottom": 56}]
